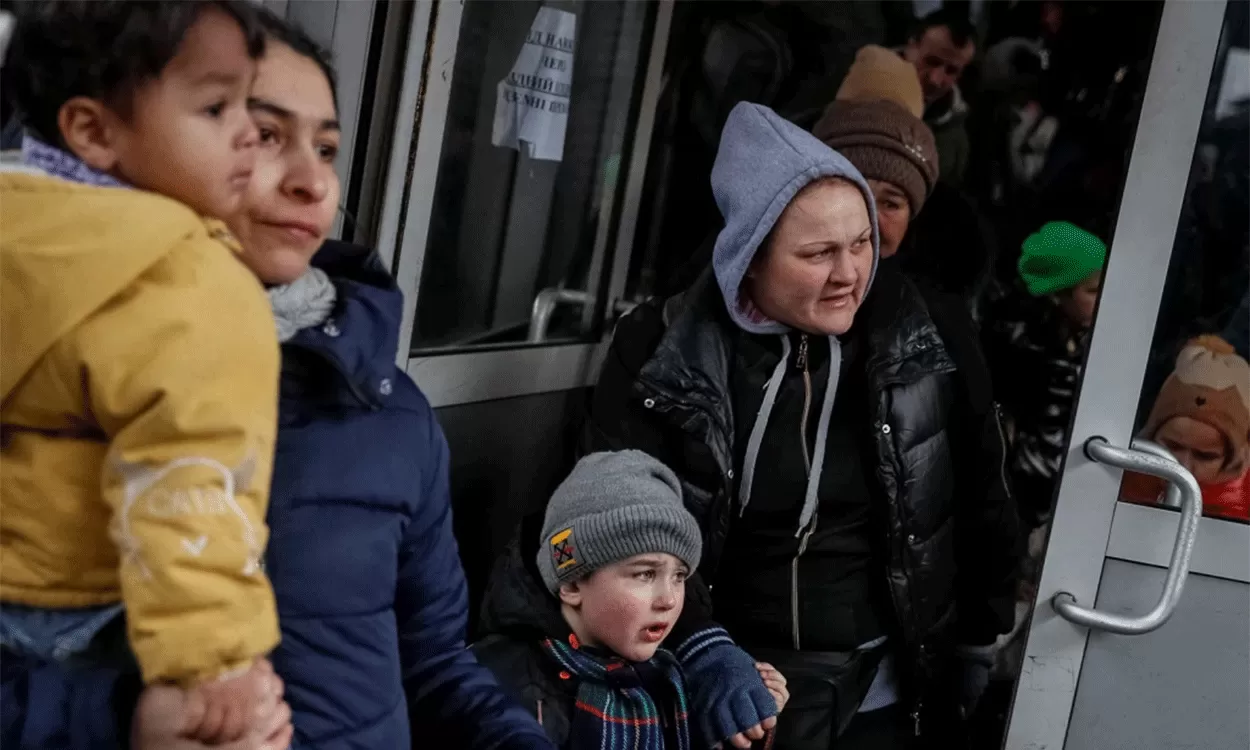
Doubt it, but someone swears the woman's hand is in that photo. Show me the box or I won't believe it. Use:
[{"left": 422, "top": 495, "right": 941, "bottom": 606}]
[
  {"left": 131, "top": 661, "right": 293, "bottom": 750},
  {"left": 754, "top": 662, "right": 789, "bottom": 713},
  {"left": 714, "top": 716, "right": 777, "bottom": 749}
]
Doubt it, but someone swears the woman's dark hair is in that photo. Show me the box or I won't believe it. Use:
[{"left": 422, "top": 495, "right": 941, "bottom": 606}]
[
  {"left": 254, "top": 7, "right": 338, "bottom": 111},
  {"left": 7, "top": 0, "right": 265, "bottom": 147}
]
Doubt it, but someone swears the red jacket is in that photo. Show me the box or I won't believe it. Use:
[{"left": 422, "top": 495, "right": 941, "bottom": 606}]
[{"left": 1121, "top": 471, "right": 1249, "bottom": 522}]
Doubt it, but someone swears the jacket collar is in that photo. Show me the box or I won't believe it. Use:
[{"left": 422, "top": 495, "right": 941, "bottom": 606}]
[
  {"left": 925, "top": 84, "right": 968, "bottom": 128},
  {"left": 283, "top": 240, "right": 403, "bottom": 406},
  {"left": 22, "top": 136, "right": 126, "bottom": 188}
]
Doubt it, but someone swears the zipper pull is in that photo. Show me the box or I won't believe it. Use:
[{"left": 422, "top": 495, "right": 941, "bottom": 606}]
[
  {"left": 795, "top": 334, "right": 809, "bottom": 372},
  {"left": 912, "top": 703, "right": 922, "bottom": 737}
]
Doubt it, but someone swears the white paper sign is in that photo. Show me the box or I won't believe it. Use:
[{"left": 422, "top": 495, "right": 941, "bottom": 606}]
[{"left": 491, "top": 7, "right": 576, "bottom": 162}]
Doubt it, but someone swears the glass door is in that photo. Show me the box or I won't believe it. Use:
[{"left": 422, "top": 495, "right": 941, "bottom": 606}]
[
  {"left": 375, "top": 0, "right": 674, "bottom": 407},
  {"left": 1004, "top": 1, "right": 1249, "bottom": 748}
]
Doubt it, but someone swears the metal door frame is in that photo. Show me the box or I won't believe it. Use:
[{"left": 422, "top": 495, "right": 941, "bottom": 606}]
[{"left": 1004, "top": 1, "right": 1235, "bottom": 747}]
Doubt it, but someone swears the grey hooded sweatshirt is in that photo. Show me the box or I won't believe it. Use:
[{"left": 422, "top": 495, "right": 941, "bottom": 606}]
[
  {"left": 708, "top": 102, "right": 902, "bottom": 716},
  {"left": 710, "top": 102, "right": 881, "bottom": 535}
]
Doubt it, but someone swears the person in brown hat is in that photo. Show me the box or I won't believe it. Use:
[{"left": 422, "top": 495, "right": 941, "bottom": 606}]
[
  {"left": 813, "top": 45, "right": 1020, "bottom": 737},
  {"left": 813, "top": 44, "right": 998, "bottom": 319},
  {"left": 1123, "top": 335, "right": 1250, "bottom": 521},
  {"left": 813, "top": 45, "right": 939, "bottom": 261}
]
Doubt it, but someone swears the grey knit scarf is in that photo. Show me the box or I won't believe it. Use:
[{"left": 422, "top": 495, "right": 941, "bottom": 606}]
[{"left": 268, "top": 267, "right": 337, "bottom": 342}]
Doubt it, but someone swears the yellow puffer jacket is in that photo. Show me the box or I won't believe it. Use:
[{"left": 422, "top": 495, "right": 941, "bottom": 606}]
[{"left": 0, "top": 172, "right": 280, "bottom": 686}]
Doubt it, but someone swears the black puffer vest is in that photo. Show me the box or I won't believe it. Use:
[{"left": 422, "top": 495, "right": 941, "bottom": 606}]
[{"left": 585, "top": 263, "right": 1020, "bottom": 737}]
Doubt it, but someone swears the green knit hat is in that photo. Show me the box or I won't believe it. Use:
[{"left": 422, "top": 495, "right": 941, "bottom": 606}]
[{"left": 1018, "top": 221, "right": 1108, "bottom": 297}]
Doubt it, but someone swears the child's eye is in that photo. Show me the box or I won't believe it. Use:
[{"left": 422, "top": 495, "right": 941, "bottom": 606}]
[
  {"left": 317, "top": 143, "right": 339, "bottom": 161},
  {"left": 204, "top": 101, "right": 226, "bottom": 118},
  {"left": 258, "top": 127, "right": 279, "bottom": 145},
  {"left": 634, "top": 570, "right": 656, "bottom": 582}
]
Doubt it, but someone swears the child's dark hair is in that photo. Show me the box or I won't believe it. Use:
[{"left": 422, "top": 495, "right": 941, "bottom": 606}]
[
  {"left": 7, "top": 0, "right": 265, "bottom": 147},
  {"left": 254, "top": 6, "right": 338, "bottom": 112}
]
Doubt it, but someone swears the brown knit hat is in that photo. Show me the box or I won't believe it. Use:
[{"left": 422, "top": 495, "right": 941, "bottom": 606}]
[
  {"left": 813, "top": 98, "right": 939, "bottom": 215},
  {"left": 1142, "top": 335, "right": 1250, "bottom": 480},
  {"left": 834, "top": 45, "right": 925, "bottom": 118}
]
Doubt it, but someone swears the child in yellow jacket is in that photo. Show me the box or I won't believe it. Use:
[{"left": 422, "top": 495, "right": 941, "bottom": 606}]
[{"left": 1, "top": 2, "right": 284, "bottom": 743}]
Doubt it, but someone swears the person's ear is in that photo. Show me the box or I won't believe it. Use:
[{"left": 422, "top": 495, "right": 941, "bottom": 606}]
[
  {"left": 57, "top": 97, "right": 124, "bottom": 172},
  {"left": 558, "top": 580, "right": 584, "bottom": 608}
]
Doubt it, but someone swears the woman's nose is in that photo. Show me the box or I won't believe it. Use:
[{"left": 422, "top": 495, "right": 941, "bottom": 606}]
[
  {"left": 827, "top": 253, "right": 857, "bottom": 286},
  {"left": 284, "top": 154, "right": 329, "bottom": 203}
]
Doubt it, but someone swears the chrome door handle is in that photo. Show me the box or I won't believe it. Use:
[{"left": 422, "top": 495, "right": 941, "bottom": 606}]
[
  {"left": 527, "top": 288, "right": 638, "bottom": 343},
  {"left": 1051, "top": 436, "right": 1203, "bottom": 635},
  {"left": 527, "top": 288, "right": 593, "bottom": 343},
  {"left": 1129, "top": 439, "right": 1184, "bottom": 509}
]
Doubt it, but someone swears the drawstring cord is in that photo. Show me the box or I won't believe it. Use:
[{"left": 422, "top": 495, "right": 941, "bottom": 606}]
[
  {"left": 737, "top": 333, "right": 842, "bottom": 537},
  {"left": 739, "top": 336, "right": 791, "bottom": 516},
  {"left": 796, "top": 336, "right": 840, "bottom": 535}
]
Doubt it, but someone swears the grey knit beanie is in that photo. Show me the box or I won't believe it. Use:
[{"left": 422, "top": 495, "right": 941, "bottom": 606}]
[{"left": 537, "top": 450, "right": 702, "bottom": 595}]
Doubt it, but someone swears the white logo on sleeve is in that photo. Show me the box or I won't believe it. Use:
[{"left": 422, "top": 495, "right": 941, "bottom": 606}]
[
  {"left": 112, "top": 455, "right": 261, "bottom": 578},
  {"left": 180, "top": 535, "right": 209, "bottom": 556}
]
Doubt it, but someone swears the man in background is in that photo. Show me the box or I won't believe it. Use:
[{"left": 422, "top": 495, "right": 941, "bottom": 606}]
[{"left": 902, "top": 8, "right": 977, "bottom": 186}]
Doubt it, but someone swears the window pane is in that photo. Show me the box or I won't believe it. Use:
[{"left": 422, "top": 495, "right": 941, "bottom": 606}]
[
  {"left": 411, "top": 0, "right": 653, "bottom": 354},
  {"left": 1119, "top": 0, "right": 1249, "bottom": 523}
]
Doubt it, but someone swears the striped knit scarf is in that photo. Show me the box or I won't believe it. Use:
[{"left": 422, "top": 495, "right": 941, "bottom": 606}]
[{"left": 542, "top": 637, "right": 692, "bottom": 750}]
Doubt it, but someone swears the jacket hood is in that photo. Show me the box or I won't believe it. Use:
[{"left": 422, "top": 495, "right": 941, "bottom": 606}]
[
  {"left": 0, "top": 171, "right": 232, "bottom": 400},
  {"left": 478, "top": 512, "right": 572, "bottom": 641},
  {"left": 711, "top": 102, "right": 879, "bottom": 335}
]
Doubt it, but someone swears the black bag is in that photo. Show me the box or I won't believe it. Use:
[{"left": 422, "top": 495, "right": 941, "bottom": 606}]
[{"left": 750, "top": 646, "right": 886, "bottom": 750}]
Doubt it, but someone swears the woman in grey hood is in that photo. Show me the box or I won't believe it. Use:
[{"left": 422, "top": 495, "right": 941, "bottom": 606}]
[{"left": 584, "top": 102, "right": 1020, "bottom": 749}]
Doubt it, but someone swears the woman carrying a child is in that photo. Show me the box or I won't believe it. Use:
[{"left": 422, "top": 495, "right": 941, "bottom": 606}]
[
  {"left": 201, "top": 11, "right": 553, "bottom": 750},
  {"left": 2, "top": 3, "right": 553, "bottom": 748},
  {"left": 580, "top": 100, "right": 1021, "bottom": 749}
]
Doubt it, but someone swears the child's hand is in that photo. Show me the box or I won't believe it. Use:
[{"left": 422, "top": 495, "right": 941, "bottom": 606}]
[
  {"left": 133, "top": 674, "right": 292, "bottom": 750},
  {"left": 182, "top": 659, "right": 287, "bottom": 744},
  {"left": 754, "top": 662, "right": 789, "bottom": 714}
]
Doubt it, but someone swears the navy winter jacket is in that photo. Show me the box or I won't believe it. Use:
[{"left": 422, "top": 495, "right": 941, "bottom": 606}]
[{"left": 268, "top": 241, "right": 553, "bottom": 749}]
